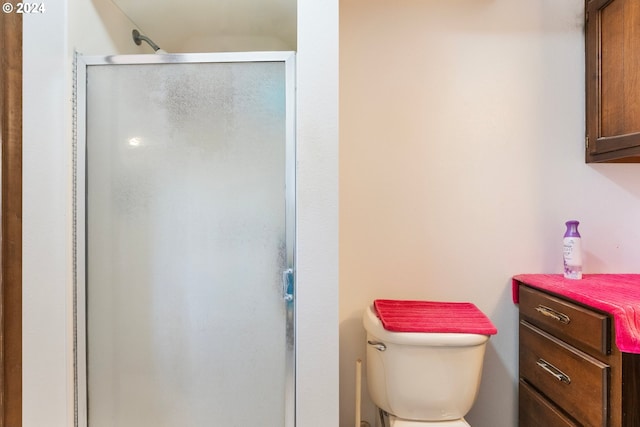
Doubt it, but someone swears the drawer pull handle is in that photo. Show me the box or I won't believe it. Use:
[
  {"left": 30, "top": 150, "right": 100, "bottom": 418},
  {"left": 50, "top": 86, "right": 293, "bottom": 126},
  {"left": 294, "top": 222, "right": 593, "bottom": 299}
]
[
  {"left": 535, "top": 305, "right": 571, "bottom": 324},
  {"left": 536, "top": 358, "right": 571, "bottom": 384}
]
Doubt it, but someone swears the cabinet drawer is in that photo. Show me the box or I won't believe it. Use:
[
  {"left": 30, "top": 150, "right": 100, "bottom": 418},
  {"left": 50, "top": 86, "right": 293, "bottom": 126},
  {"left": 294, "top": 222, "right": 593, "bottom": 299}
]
[
  {"left": 519, "top": 285, "right": 610, "bottom": 355},
  {"left": 519, "top": 321, "right": 609, "bottom": 427},
  {"left": 519, "top": 379, "right": 578, "bottom": 427}
]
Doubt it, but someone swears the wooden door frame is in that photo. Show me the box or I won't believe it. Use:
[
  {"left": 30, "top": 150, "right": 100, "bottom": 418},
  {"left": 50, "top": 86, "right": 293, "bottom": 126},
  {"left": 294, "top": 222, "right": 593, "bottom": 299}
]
[{"left": 0, "top": 8, "right": 22, "bottom": 427}]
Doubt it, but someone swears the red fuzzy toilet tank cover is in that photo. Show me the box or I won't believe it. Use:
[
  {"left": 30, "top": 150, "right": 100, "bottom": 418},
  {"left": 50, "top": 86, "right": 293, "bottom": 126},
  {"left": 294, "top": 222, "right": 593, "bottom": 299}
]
[{"left": 373, "top": 299, "right": 497, "bottom": 335}]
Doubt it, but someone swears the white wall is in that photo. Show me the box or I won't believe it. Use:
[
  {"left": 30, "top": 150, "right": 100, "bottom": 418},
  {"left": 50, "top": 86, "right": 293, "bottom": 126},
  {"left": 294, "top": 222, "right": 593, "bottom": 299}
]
[
  {"left": 23, "top": 0, "right": 339, "bottom": 426},
  {"left": 296, "top": 0, "right": 340, "bottom": 425},
  {"left": 22, "top": 4, "right": 71, "bottom": 425},
  {"left": 23, "top": 2, "right": 139, "bottom": 425},
  {"left": 339, "top": 0, "right": 640, "bottom": 426}
]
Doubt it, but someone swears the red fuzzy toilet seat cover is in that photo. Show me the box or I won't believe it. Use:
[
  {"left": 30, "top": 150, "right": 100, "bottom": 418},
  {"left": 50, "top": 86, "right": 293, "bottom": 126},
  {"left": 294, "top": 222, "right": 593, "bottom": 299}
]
[{"left": 373, "top": 299, "right": 497, "bottom": 335}]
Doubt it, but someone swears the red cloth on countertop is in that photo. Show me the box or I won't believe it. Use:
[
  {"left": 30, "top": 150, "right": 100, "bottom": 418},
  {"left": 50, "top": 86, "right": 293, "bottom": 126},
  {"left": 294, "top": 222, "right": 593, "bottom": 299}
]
[
  {"left": 512, "top": 274, "right": 640, "bottom": 354},
  {"left": 373, "top": 299, "right": 497, "bottom": 335}
]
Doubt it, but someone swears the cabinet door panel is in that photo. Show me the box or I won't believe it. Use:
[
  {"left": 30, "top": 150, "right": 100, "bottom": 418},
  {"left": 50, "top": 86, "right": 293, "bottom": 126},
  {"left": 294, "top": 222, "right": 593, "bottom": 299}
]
[
  {"left": 519, "top": 321, "right": 609, "bottom": 427},
  {"left": 586, "top": 0, "right": 640, "bottom": 162}
]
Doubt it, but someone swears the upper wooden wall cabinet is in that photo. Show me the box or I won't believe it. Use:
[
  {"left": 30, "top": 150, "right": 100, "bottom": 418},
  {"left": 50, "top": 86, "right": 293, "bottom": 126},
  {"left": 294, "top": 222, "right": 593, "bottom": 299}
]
[{"left": 586, "top": 0, "right": 640, "bottom": 162}]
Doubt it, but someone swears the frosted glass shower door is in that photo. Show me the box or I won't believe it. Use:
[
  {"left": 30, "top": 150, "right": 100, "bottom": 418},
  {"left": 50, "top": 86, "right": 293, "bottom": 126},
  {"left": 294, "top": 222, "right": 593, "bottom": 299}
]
[{"left": 76, "top": 53, "right": 295, "bottom": 427}]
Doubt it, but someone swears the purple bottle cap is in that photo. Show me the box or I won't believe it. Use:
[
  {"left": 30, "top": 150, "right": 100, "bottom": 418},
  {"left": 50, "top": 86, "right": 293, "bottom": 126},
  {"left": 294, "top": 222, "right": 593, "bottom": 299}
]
[{"left": 564, "top": 220, "right": 581, "bottom": 238}]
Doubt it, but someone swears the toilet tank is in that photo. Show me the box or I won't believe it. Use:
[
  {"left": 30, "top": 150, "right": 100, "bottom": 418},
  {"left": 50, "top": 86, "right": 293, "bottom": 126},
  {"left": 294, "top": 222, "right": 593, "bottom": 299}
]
[{"left": 363, "top": 305, "right": 490, "bottom": 421}]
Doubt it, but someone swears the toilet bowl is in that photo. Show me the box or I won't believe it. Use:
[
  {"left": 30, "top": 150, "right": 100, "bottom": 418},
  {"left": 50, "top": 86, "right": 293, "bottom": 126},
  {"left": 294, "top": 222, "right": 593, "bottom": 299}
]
[{"left": 363, "top": 300, "right": 496, "bottom": 426}]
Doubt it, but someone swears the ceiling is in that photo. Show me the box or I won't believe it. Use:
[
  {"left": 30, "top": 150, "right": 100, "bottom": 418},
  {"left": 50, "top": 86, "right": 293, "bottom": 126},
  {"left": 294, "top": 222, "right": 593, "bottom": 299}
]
[{"left": 112, "top": 0, "right": 297, "bottom": 53}]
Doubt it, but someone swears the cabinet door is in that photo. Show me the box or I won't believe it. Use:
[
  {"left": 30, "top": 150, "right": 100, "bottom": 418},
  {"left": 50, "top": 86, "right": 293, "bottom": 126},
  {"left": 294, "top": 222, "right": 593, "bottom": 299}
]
[
  {"left": 519, "top": 380, "right": 579, "bottom": 427},
  {"left": 586, "top": 0, "right": 640, "bottom": 162}
]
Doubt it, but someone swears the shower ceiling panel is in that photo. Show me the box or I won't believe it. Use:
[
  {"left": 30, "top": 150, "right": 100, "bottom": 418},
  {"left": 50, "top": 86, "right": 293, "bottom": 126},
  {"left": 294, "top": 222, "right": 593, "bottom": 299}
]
[{"left": 112, "top": 0, "right": 296, "bottom": 52}]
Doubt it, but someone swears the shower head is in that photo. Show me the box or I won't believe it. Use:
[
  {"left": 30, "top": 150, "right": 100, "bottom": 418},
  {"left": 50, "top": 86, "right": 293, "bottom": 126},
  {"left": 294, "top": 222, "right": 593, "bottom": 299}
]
[{"left": 132, "top": 29, "right": 167, "bottom": 54}]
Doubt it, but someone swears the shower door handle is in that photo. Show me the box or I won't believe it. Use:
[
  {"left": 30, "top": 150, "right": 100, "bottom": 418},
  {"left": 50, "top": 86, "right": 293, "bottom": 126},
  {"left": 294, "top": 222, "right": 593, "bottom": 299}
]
[{"left": 282, "top": 268, "right": 294, "bottom": 302}]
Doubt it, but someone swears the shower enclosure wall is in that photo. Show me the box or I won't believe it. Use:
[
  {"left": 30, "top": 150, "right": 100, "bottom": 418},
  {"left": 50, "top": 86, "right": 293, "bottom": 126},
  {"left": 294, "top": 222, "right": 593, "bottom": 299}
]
[{"left": 74, "top": 52, "right": 296, "bottom": 426}]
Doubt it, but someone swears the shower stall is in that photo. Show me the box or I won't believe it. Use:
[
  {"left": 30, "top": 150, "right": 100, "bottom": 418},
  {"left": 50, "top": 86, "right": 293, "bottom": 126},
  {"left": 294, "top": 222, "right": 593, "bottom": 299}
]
[{"left": 74, "top": 52, "right": 296, "bottom": 426}]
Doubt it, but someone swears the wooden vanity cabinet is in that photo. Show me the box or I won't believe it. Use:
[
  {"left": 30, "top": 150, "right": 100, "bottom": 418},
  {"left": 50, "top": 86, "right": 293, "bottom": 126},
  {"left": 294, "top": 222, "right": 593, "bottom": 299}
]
[
  {"left": 585, "top": 0, "right": 640, "bottom": 162},
  {"left": 518, "top": 284, "right": 640, "bottom": 426}
]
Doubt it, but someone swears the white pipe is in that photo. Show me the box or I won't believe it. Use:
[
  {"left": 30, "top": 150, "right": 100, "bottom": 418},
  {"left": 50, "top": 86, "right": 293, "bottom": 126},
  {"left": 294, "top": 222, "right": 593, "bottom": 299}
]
[{"left": 355, "top": 359, "right": 362, "bottom": 427}]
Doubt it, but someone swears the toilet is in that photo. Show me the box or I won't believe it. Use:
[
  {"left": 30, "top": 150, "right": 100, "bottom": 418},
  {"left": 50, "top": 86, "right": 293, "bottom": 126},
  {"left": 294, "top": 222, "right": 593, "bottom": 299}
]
[{"left": 363, "top": 299, "right": 497, "bottom": 427}]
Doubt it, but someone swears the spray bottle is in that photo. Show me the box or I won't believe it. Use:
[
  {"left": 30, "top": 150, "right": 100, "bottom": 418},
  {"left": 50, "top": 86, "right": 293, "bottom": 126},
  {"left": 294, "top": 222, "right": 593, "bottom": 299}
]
[{"left": 563, "top": 220, "right": 582, "bottom": 279}]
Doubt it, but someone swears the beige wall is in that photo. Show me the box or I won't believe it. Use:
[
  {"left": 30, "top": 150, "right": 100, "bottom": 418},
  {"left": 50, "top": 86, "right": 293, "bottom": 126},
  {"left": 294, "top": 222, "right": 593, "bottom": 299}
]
[{"left": 339, "top": 0, "right": 640, "bottom": 425}]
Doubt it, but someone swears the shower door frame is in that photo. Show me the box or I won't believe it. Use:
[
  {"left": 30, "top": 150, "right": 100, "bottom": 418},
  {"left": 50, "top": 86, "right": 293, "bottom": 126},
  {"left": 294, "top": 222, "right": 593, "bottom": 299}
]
[{"left": 73, "top": 51, "right": 296, "bottom": 427}]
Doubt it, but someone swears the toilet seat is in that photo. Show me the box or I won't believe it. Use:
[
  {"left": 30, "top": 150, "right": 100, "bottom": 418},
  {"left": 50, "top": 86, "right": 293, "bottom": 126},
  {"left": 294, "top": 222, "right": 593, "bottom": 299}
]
[{"left": 389, "top": 415, "right": 471, "bottom": 426}]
